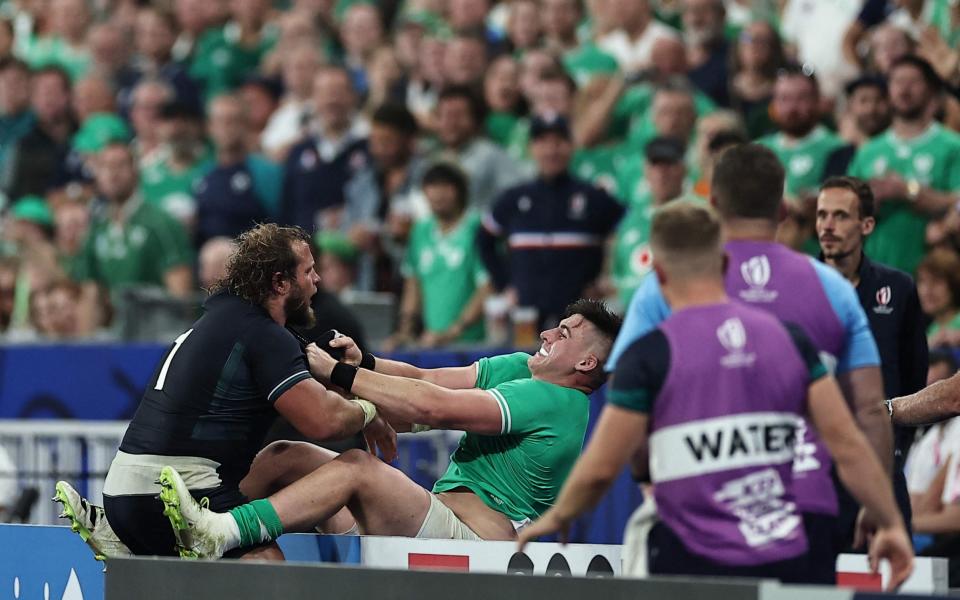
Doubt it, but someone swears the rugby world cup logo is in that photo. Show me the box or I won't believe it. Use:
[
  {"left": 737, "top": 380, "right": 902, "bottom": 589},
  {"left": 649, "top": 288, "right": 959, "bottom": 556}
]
[
  {"left": 874, "top": 285, "right": 893, "bottom": 315},
  {"left": 738, "top": 255, "right": 778, "bottom": 302},
  {"left": 717, "top": 317, "right": 756, "bottom": 368},
  {"left": 741, "top": 255, "right": 770, "bottom": 288},
  {"left": 717, "top": 317, "right": 747, "bottom": 351}
]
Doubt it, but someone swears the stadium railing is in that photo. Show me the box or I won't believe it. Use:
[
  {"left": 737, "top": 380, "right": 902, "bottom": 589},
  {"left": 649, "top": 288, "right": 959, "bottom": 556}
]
[{"left": 0, "top": 419, "right": 459, "bottom": 525}]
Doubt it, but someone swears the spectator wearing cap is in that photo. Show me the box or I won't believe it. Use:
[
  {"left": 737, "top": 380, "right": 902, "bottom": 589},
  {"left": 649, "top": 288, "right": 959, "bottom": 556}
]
[
  {"left": 74, "top": 142, "right": 193, "bottom": 328},
  {"left": 387, "top": 162, "right": 490, "bottom": 350},
  {"left": 261, "top": 43, "right": 323, "bottom": 162},
  {"left": 478, "top": 114, "right": 624, "bottom": 328},
  {"left": 848, "top": 55, "right": 960, "bottom": 275},
  {"left": 188, "top": 0, "right": 279, "bottom": 100},
  {"left": 610, "top": 136, "right": 690, "bottom": 306},
  {"left": 824, "top": 77, "right": 892, "bottom": 179},
  {"left": 815, "top": 176, "right": 927, "bottom": 534},
  {"left": 139, "top": 101, "right": 213, "bottom": 229},
  {"left": 280, "top": 65, "right": 370, "bottom": 232},
  {"left": 758, "top": 67, "right": 845, "bottom": 204},
  {"left": 5, "top": 66, "right": 76, "bottom": 201},
  {"left": 63, "top": 112, "right": 132, "bottom": 187},
  {"left": 0, "top": 59, "right": 36, "bottom": 187},
  {"left": 341, "top": 103, "right": 425, "bottom": 292},
  {"left": 433, "top": 85, "right": 527, "bottom": 209},
  {"left": 194, "top": 94, "right": 281, "bottom": 247}
]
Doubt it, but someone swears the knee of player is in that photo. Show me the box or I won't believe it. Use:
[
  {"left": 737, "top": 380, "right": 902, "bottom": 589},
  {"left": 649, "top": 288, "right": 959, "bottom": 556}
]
[
  {"left": 257, "top": 440, "right": 308, "bottom": 462},
  {"left": 337, "top": 448, "right": 381, "bottom": 471}
]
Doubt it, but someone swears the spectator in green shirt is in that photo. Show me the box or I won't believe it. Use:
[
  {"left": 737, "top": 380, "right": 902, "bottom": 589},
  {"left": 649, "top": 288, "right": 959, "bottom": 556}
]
[
  {"left": 389, "top": 162, "right": 490, "bottom": 349},
  {"left": 18, "top": 0, "right": 92, "bottom": 81},
  {"left": 758, "top": 67, "right": 845, "bottom": 203},
  {"left": 848, "top": 55, "right": 960, "bottom": 275},
  {"left": 75, "top": 142, "right": 194, "bottom": 327},
  {"left": 483, "top": 55, "right": 524, "bottom": 147},
  {"left": 188, "top": 0, "right": 278, "bottom": 99},
  {"left": 139, "top": 101, "right": 213, "bottom": 230},
  {"left": 611, "top": 136, "right": 689, "bottom": 306},
  {"left": 917, "top": 248, "right": 960, "bottom": 349}
]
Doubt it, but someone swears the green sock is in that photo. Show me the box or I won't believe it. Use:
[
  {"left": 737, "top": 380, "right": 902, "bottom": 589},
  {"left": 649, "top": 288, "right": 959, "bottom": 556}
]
[{"left": 228, "top": 499, "right": 284, "bottom": 547}]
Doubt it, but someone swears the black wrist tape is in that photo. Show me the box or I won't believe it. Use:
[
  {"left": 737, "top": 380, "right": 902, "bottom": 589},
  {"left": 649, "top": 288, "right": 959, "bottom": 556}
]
[
  {"left": 360, "top": 352, "right": 376, "bottom": 370},
  {"left": 331, "top": 362, "right": 358, "bottom": 393}
]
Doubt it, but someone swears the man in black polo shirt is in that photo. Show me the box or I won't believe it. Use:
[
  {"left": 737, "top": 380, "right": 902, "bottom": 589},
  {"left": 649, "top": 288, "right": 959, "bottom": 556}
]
[
  {"left": 816, "top": 175, "right": 928, "bottom": 542},
  {"left": 56, "top": 223, "right": 395, "bottom": 559},
  {"left": 477, "top": 114, "right": 624, "bottom": 329}
]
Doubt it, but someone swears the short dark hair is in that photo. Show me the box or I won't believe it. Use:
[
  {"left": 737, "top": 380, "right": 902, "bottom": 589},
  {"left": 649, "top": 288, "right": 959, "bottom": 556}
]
[
  {"left": 32, "top": 65, "right": 71, "bottom": 92},
  {"left": 563, "top": 299, "right": 622, "bottom": 389},
  {"left": 210, "top": 223, "right": 312, "bottom": 304},
  {"left": 564, "top": 299, "right": 622, "bottom": 345},
  {"left": 889, "top": 54, "right": 942, "bottom": 93},
  {"left": 711, "top": 144, "right": 785, "bottom": 221},
  {"left": 776, "top": 63, "right": 820, "bottom": 96},
  {"left": 437, "top": 85, "right": 487, "bottom": 125},
  {"left": 707, "top": 130, "right": 748, "bottom": 153},
  {"left": 421, "top": 161, "right": 469, "bottom": 209},
  {"left": 820, "top": 176, "right": 875, "bottom": 219},
  {"left": 0, "top": 56, "right": 29, "bottom": 75},
  {"left": 372, "top": 103, "right": 419, "bottom": 137},
  {"left": 845, "top": 75, "right": 887, "bottom": 98},
  {"left": 539, "top": 67, "right": 577, "bottom": 95}
]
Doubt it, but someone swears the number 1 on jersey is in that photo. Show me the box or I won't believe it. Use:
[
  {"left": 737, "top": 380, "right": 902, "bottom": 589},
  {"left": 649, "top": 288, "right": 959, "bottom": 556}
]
[{"left": 155, "top": 329, "right": 194, "bottom": 391}]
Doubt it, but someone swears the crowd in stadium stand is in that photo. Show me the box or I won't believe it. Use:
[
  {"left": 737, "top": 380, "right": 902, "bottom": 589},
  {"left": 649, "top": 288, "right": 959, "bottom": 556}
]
[{"left": 0, "top": 0, "right": 958, "bottom": 353}]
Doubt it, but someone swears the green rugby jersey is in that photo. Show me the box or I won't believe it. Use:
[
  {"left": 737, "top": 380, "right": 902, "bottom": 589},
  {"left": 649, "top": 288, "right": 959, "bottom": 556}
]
[
  {"left": 432, "top": 352, "right": 590, "bottom": 522},
  {"left": 758, "top": 125, "right": 845, "bottom": 200},
  {"left": 848, "top": 122, "right": 960, "bottom": 274},
  {"left": 401, "top": 212, "right": 488, "bottom": 343}
]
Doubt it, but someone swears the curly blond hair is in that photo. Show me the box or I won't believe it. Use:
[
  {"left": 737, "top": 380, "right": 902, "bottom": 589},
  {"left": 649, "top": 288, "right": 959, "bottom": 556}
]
[{"left": 209, "top": 223, "right": 311, "bottom": 305}]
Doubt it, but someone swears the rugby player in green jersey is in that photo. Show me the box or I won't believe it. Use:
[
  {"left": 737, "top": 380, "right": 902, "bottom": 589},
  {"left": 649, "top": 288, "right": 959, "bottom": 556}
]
[{"left": 154, "top": 299, "right": 620, "bottom": 558}]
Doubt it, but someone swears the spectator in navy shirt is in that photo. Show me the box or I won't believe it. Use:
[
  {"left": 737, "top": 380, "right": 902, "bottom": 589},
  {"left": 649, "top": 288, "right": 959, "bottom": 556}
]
[
  {"left": 194, "top": 94, "right": 281, "bottom": 247},
  {"left": 478, "top": 114, "right": 624, "bottom": 328},
  {"left": 682, "top": 0, "right": 730, "bottom": 107},
  {"left": 280, "top": 66, "right": 369, "bottom": 232}
]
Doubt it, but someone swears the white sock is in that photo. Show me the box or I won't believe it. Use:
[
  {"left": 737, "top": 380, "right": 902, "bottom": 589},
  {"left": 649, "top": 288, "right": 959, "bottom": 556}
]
[{"left": 220, "top": 512, "right": 242, "bottom": 551}]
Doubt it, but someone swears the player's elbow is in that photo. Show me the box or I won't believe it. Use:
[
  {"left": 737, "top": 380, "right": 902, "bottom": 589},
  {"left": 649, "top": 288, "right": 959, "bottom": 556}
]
[{"left": 291, "top": 408, "right": 353, "bottom": 441}]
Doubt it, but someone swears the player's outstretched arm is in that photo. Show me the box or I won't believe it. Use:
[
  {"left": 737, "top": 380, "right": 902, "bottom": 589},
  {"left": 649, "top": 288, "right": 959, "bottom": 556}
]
[
  {"left": 808, "top": 376, "right": 913, "bottom": 590},
  {"left": 308, "top": 343, "right": 502, "bottom": 433},
  {"left": 889, "top": 372, "right": 960, "bottom": 426},
  {"left": 326, "top": 336, "right": 479, "bottom": 389}
]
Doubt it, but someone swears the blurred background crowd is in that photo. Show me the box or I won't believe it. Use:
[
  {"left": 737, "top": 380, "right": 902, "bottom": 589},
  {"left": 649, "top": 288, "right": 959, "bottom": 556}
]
[{"left": 0, "top": 0, "right": 958, "bottom": 357}]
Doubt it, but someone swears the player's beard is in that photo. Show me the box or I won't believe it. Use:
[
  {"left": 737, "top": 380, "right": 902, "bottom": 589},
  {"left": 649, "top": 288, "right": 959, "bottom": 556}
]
[{"left": 284, "top": 282, "right": 316, "bottom": 329}]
